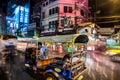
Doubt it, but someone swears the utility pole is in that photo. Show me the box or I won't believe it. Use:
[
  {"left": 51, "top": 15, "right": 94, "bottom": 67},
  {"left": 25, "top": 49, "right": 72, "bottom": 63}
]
[
  {"left": 74, "top": 1, "right": 78, "bottom": 33},
  {"left": 118, "top": 30, "right": 120, "bottom": 43}
]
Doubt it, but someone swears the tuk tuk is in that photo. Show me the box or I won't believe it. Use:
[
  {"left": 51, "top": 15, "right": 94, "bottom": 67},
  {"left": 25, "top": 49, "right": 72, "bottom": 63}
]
[{"left": 24, "top": 34, "right": 89, "bottom": 80}]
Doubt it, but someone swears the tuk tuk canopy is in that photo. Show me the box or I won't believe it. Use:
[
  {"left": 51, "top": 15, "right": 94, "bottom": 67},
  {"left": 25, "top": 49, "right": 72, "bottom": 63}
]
[{"left": 37, "top": 34, "right": 89, "bottom": 43}]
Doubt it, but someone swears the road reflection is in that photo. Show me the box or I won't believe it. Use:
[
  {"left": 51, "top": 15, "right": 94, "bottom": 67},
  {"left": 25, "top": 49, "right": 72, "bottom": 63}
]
[
  {"left": 85, "top": 50, "right": 120, "bottom": 80},
  {"left": 1, "top": 39, "right": 120, "bottom": 80}
]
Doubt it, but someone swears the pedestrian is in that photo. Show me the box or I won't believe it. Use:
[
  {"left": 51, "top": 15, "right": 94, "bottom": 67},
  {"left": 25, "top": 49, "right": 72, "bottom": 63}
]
[{"left": 5, "top": 42, "right": 16, "bottom": 64}]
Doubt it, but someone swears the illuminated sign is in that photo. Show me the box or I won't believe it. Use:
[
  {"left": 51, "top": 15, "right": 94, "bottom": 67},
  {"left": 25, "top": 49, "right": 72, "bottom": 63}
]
[
  {"left": 24, "top": 12, "right": 29, "bottom": 23},
  {"left": 8, "top": 2, "right": 30, "bottom": 33},
  {"left": 20, "top": 7, "right": 24, "bottom": 22},
  {"left": 24, "top": 2, "right": 30, "bottom": 24},
  {"left": 28, "top": 23, "right": 36, "bottom": 30},
  {"left": 6, "top": 16, "right": 15, "bottom": 21}
]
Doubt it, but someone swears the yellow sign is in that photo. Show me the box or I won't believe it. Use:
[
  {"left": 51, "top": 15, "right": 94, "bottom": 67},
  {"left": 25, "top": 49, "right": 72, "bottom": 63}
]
[
  {"left": 77, "top": 65, "right": 82, "bottom": 70},
  {"left": 54, "top": 68, "right": 61, "bottom": 72}
]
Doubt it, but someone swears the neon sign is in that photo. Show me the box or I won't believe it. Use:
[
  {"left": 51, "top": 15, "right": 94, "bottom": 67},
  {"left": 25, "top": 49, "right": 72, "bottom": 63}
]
[{"left": 20, "top": 7, "right": 24, "bottom": 22}]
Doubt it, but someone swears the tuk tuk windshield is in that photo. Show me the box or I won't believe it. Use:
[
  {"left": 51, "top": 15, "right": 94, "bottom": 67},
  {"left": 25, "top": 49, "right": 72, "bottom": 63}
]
[
  {"left": 36, "top": 42, "right": 86, "bottom": 58},
  {"left": 26, "top": 34, "right": 88, "bottom": 68}
]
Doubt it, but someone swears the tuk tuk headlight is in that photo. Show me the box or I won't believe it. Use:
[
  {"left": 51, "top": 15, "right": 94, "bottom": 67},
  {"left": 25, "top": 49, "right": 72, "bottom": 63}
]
[{"left": 25, "top": 64, "right": 30, "bottom": 67}]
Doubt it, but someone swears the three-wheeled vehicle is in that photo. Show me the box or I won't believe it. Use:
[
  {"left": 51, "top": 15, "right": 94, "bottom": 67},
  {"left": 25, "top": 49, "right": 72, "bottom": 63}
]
[{"left": 24, "top": 34, "right": 89, "bottom": 80}]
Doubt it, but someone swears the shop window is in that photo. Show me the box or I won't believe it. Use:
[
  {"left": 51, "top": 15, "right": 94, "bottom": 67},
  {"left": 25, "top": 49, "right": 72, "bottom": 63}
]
[
  {"left": 52, "top": 21, "right": 55, "bottom": 28},
  {"left": 49, "top": 20, "right": 58, "bottom": 29}
]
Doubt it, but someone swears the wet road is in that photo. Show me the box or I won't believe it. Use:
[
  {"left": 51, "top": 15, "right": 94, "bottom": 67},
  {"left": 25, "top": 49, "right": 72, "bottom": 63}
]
[
  {"left": 0, "top": 67, "right": 8, "bottom": 80},
  {"left": 83, "top": 50, "right": 120, "bottom": 80},
  {"left": 0, "top": 50, "right": 120, "bottom": 80},
  {"left": 0, "top": 52, "right": 35, "bottom": 80}
]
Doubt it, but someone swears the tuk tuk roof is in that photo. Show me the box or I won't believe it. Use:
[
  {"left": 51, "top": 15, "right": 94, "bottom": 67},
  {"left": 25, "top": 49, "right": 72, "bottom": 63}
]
[{"left": 37, "top": 34, "right": 89, "bottom": 43}]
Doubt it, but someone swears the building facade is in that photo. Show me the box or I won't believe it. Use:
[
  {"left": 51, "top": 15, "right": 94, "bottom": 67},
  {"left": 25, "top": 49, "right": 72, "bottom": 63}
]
[
  {"left": 0, "top": 14, "right": 2, "bottom": 34},
  {"left": 0, "top": 1, "right": 7, "bottom": 35},
  {"left": 0, "top": 13, "right": 6, "bottom": 35},
  {"left": 40, "top": 0, "right": 90, "bottom": 36},
  {"left": 6, "top": 0, "right": 30, "bottom": 37},
  {"left": 28, "top": 1, "right": 42, "bottom": 37}
]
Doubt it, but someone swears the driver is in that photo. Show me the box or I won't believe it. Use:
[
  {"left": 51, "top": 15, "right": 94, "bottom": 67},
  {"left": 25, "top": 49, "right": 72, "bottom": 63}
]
[{"left": 38, "top": 42, "right": 49, "bottom": 60}]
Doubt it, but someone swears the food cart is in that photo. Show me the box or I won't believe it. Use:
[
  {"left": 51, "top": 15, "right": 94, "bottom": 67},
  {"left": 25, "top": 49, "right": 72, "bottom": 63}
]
[{"left": 24, "top": 34, "right": 89, "bottom": 80}]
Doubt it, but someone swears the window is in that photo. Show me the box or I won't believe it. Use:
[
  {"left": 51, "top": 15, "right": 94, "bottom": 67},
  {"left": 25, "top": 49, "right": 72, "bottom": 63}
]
[
  {"left": 52, "top": 8, "right": 54, "bottom": 14},
  {"left": 49, "top": 9, "right": 51, "bottom": 15},
  {"left": 81, "top": 9, "right": 84, "bottom": 16},
  {"left": 49, "top": 22, "right": 52, "bottom": 28},
  {"left": 64, "top": 6, "right": 67, "bottom": 13},
  {"left": 52, "top": 21, "right": 55, "bottom": 28},
  {"left": 69, "top": 7, "right": 72, "bottom": 13},
  {"left": 49, "top": 20, "right": 58, "bottom": 29},
  {"left": 49, "top": 7, "right": 59, "bottom": 15},
  {"left": 55, "top": 20, "right": 58, "bottom": 30},
  {"left": 55, "top": 7, "right": 59, "bottom": 13},
  {"left": 43, "top": 3, "right": 45, "bottom": 7},
  {"left": 42, "top": 12, "right": 45, "bottom": 19},
  {"left": 64, "top": 6, "right": 73, "bottom": 13},
  {"left": 46, "top": 2, "right": 48, "bottom": 6},
  {"left": 50, "top": 0, "right": 57, "bottom": 3}
]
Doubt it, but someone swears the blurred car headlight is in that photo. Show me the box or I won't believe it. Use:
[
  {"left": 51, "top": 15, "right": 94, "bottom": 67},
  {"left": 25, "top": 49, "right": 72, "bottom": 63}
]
[{"left": 25, "top": 64, "right": 30, "bottom": 67}]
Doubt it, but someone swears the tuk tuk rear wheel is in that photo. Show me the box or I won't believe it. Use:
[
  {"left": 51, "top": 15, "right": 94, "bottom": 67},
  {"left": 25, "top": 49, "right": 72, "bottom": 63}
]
[{"left": 45, "top": 73, "right": 58, "bottom": 80}]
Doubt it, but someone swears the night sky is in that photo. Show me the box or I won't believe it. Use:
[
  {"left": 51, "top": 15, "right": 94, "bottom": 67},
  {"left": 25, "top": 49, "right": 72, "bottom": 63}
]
[
  {"left": 96, "top": 0, "right": 120, "bottom": 17},
  {"left": 0, "top": 0, "right": 43, "bottom": 14},
  {"left": 1, "top": 0, "right": 120, "bottom": 17},
  {"left": 0, "top": 0, "right": 7, "bottom": 13}
]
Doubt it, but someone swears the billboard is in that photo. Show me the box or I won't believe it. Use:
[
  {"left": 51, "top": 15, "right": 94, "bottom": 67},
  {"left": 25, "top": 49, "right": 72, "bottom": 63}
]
[
  {"left": 24, "top": 2, "right": 30, "bottom": 24},
  {"left": 19, "top": 6, "right": 24, "bottom": 23},
  {"left": 23, "top": 2, "right": 30, "bottom": 32}
]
